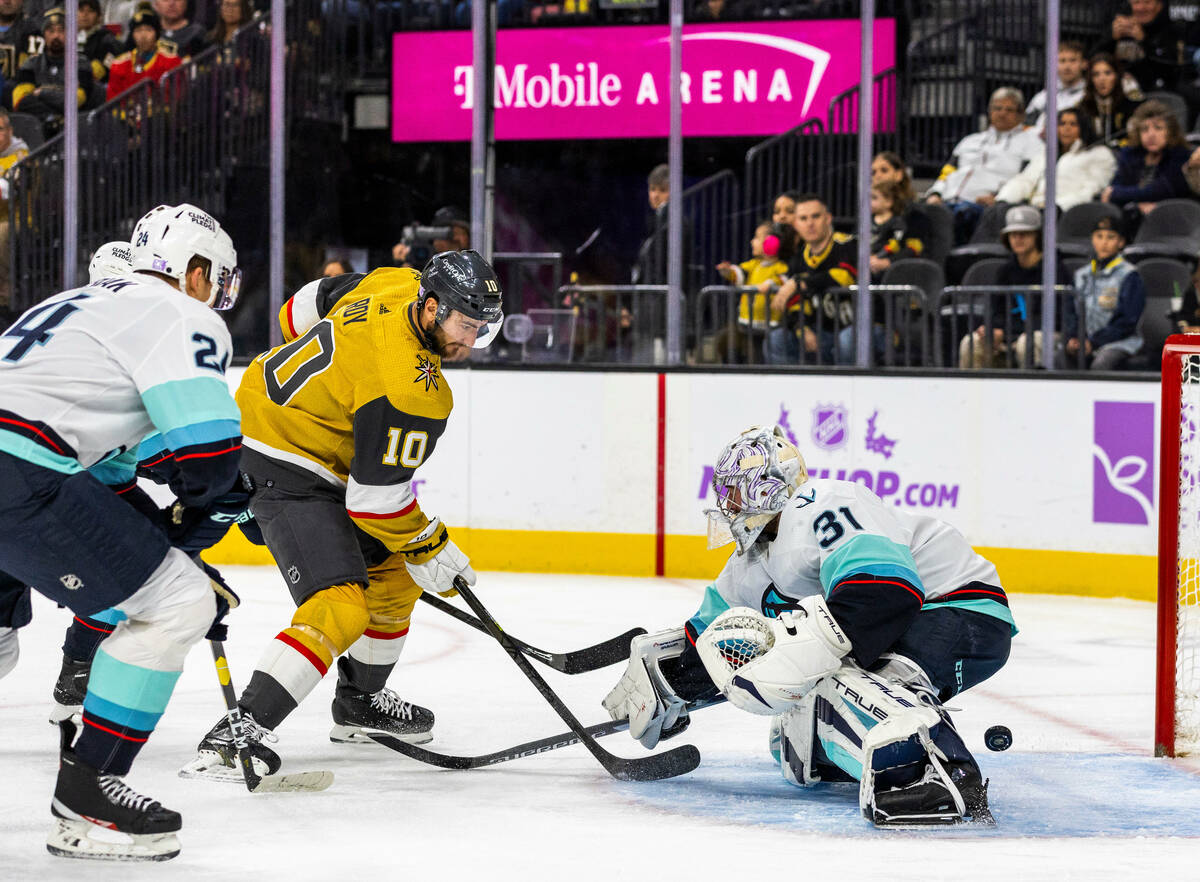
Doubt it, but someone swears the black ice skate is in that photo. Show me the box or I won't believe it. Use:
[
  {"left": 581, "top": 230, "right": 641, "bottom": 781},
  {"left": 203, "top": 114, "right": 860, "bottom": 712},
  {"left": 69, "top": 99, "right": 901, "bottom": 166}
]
[
  {"left": 329, "top": 682, "right": 435, "bottom": 745},
  {"left": 49, "top": 654, "right": 91, "bottom": 724},
  {"left": 47, "top": 722, "right": 181, "bottom": 862},
  {"left": 179, "top": 710, "right": 282, "bottom": 783},
  {"left": 869, "top": 760, "right": 995, "bottom": 827}
]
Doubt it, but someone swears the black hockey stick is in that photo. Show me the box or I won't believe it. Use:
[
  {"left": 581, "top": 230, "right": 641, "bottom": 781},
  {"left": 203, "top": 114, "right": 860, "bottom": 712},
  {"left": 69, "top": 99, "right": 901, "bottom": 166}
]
[
  {"left": 446, "top": 575, "right": 701, "bottom": 782},
  {"left": 207, "top": 640, "right": 334, "bottom": 793},
  {"left": 368, "top": 697, "right": 725, "bottom": 770},
  {"left": 419, "top": 591, "right": 645, "bottom": 674}
]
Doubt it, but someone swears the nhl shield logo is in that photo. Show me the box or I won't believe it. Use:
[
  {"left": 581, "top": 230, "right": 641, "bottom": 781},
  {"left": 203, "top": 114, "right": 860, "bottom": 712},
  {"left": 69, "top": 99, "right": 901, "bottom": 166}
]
[{"left": 811, "top": 403, "right": 849, "bottom": 451}]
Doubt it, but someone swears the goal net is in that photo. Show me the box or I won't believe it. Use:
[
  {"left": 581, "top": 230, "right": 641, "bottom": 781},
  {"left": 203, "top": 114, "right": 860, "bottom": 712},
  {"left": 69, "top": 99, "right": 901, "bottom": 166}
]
[{"left": 1157, "top": 335, "right": 1200, "bottom": 757}]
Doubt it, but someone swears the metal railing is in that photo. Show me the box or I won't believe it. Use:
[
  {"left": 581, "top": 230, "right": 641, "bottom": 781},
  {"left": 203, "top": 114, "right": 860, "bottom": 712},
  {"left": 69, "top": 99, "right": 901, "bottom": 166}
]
[
  {"left": 935, "top": 285, "right": 1080, "bottom": 369},
  {"left": 493, "top": 251, "right": 563, "bottom": 314},
  {"left": 681, "top": 170, "right": 742, "bottom": 295},
  {"left": 557, "top": 284, "right": 673, "bottom": 364}
]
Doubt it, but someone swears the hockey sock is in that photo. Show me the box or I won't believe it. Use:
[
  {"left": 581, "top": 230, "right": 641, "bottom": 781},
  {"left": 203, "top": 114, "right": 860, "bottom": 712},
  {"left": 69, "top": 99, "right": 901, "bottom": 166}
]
[{"left": 62, "top": 609, "right": 126, "bottom": 662}]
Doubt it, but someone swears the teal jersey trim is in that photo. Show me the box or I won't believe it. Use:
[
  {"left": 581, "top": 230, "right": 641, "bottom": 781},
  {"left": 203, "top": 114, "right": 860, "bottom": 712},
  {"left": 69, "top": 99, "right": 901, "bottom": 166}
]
[
  {"left": 0, "top": 428, "right": 81, "bottom": 474},
  {"left": 821, "top": 534, "right": 922, "bottom": 596},
  {"left": 89, "top": 608, "right": 127, "bottom": 626},
  {"left": 86, "top": 648, "right": 181, "bottom": 714},
  {"left": 88, "top": 448, "right": 137, "bottom": 486},
  {"left": 141, "top": 376, "right": 239, "bottom": 440},
  {"left": 688, "top": 584, "right": 732, "bottom": 636},
  {"left": 160, "top": 418, "right": 242, "bottom": 454},
  {"left": 137, "top": 432, "right": 168, "bottom": 463},
  {"left": 81, "top": 692, "right": 164, "bottom": 732},
  {"left": 924, "top": 598, "right": 1019, "bottom": 636}
]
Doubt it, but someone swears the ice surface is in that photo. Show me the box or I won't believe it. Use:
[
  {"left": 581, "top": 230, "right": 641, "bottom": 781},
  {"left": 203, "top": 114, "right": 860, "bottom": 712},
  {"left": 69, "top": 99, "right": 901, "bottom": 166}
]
[{"left": 1, "top": 570, "right": 1197, "bottom": 879}]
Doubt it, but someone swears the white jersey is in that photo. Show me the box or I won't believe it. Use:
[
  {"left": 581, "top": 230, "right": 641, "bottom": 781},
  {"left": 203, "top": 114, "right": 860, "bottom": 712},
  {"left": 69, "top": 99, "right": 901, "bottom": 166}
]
[
  {"left": 690, "top": 479, "right": 1012, "bottom": 637},
  {"left": 0, "top": 275, "right": 239, "bottom": 479}
]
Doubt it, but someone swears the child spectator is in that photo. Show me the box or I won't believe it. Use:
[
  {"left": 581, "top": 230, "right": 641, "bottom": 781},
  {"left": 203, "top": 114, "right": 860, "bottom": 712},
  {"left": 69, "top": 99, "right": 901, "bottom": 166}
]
[
  {"left": 1101, "top": 98, "right": 1192, "bottom": 224},
  {"left": 1026, "top": 41, "right": 1089, "bottom": 129},
  {"left": 106, "top": 7, "right": 180, "bottom": 99},
  {"left": 710, "top": 220, "right": 794, "bottom": 363},
  {"left": 869, "top": 178, "right": 929, "bottom": 280},
  {"left": 1079, "top": 53, "right": 1143, "bottom": 144},
  {"left": 1064, "top": 215, "right": 1146, "bottom": 370},
  {"left": 997, "top": 107, "right": 1117, "bottom": 212}
]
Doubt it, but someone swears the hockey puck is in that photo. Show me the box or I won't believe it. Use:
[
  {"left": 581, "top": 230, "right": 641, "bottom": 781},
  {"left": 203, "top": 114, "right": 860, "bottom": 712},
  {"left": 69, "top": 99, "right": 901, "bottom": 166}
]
[{"left": 984, "top": 725, "right": 1013, "bottom": 752}]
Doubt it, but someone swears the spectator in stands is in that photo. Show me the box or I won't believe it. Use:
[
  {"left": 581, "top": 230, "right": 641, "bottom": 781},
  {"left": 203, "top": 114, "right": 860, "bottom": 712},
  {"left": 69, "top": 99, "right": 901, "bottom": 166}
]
[
  {"left": 709, "top": 219, "right": 793, "bottom": 364},
  {"left": 152, "top": 0, "right": 207, "bottom": 57},
  {"left": 1063, "top": 215, "right": 1146, "bottom": 370},
  {"left": 1183, "top": 143, "right": 1200, "bottom": 193},
  {"left": 690, "top": 0, "right": 742, "bottom": 22},
  {"left": 78, "top": 0, "right": 122, "bottom": 84},
  {"left": 0, "top": 0, "right": 43, "bottom": 86},
  {"left": 0, "top": 107, "right": 29, "bottom": 317},
  {"left": 12, "top": 8, "right": 98, "bottom": 138},
  {"left": 208, "top": 0, "right": 251, "bottom": 46},
  {"left": 771, "top": 190, "right": 799, "bottom": 228},
  {"left": 632, "top": 163, "right": 671, "bottom": 285},
  {"left": 1026, "top": 40, "right": 1089, "bottom": 130},
  {"left": 996, "top": 107, "right": 1118, "bottom": 212},
  {"left": 1169, "top": 264, "right": 1200, "bottom": 331},
  {"left": 106, "top": 6, "right": 180, "bottom": 99},
  {"left": 869, "top": 178, "right": 929, "bottom": 279},
  {"left": 958, "top": 205, "right": 1071, "bottom": 369},
  {"left": 322, "top": 257, "right": 354, "bottom": 277},
  {"left": 871, "top": 151, "right": 916, "bottom": 203},
  {"left": 765, "top": 193, "right": 857, "bottom": 365},
  {"left": 925, "top": 87, "right": 1042, "bottom": 246},
  {"left": 1079, "top": 52, "right": 1143, "bottom": 143},
  {"left": 391, "top": 205, "right": 470, "bottom": 267},
  {"left": 1094, "top": 0, "right": 1185, "bottom": 93},
  {"left": 1101, "top": 98, "right": 1191, "bottom": 223}
]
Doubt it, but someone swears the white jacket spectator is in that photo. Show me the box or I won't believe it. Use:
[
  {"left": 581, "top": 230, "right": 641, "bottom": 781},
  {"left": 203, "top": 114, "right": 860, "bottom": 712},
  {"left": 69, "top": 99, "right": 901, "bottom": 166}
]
[
  {"left": 996, "top": 108, "right": 1117, "bottom": 211},
  {"left": 927, "top": 89, "right": 1043, "bottom": 203}
]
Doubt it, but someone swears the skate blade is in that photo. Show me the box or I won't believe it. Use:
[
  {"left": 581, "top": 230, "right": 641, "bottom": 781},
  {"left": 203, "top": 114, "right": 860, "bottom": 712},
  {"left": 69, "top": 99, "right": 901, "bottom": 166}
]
[
  {"left": 47, "top": 818, "right": 180, "bottom": 862},
  {"left": 870, "top": 809, "right": 997, "bottom": 828},
  {"left": 178, "top": 751, "right": 272, "bottom": 782},
  {"left": 329, "top": 724, "right": 433, "bottom": 746}
]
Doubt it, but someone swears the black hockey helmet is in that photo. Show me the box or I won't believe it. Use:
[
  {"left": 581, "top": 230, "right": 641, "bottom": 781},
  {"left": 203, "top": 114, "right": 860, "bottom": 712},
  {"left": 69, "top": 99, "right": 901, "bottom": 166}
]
[{"left": 418, "top": 249, "right": 504, "bottom": 349}]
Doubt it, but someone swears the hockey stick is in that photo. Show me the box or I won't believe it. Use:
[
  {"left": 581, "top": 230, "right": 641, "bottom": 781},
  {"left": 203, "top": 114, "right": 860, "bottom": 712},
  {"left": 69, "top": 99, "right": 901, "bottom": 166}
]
[
  {"left": 207, "top": 640, "right": 334, "bottom": 793},
  {"left": 419, "top": 591, "right": 645, "bottom": 674},
  {"left": 368, "top": 697, "right": 725, "bottom": 770},
  {"left": 446, "top": 575, "right": 701, "bottom": 782}
]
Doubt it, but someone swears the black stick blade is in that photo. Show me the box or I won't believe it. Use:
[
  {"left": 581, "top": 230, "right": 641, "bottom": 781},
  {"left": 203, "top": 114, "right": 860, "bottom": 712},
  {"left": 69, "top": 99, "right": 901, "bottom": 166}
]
[
  {"left": 609, "top": 744, "right": 702, "bottom": 782},
  {"left": 558, "top": 627, "right": 647, "bottom": 674}
]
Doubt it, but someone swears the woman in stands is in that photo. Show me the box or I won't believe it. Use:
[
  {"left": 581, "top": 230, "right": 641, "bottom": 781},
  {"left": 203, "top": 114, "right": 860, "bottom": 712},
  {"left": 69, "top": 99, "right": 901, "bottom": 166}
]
[
  {"left": 871, "top": 151, "right": 917, "bottom": 204},
  {"left": 1101, "top": 99, "right": 1191, "bottom": 226},
  {"left": 209, "top": 0, "right": 254, "bottom": 46},
  {"left": 1080, "top": 53, "right": 1142, "bottom": 145},
  {"left": 996, "top": 107, "right": 1117, "bottom": 212}
]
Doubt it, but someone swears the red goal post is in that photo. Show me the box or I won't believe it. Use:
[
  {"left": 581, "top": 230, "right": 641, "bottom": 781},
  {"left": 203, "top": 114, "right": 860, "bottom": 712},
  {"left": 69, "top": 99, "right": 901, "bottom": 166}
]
[{"left": 1157, "top": 334, "right": 1200, "bottom": 757}]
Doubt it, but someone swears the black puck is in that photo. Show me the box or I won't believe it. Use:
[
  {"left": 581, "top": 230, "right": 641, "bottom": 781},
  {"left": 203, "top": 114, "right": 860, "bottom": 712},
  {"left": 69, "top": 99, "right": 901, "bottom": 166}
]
[{"left": 984, "top": 725, "right": 1012, "bottom": 752}]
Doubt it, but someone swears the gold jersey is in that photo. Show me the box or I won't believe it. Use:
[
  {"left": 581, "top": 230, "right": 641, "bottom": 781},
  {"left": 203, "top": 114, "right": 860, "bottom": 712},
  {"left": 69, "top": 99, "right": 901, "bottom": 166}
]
[{"left": 238, "top": 268, "right": 452, "bottom": 553}]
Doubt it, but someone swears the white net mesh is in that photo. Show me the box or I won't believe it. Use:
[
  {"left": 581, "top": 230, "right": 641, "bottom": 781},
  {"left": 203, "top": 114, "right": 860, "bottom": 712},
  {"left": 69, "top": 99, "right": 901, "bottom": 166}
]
[
  {"left": 704, "top": 614, "right": 775, "bottom": 674},
  {"left": 1177, "top": 353, "right": 1200, "bottom": 754}
]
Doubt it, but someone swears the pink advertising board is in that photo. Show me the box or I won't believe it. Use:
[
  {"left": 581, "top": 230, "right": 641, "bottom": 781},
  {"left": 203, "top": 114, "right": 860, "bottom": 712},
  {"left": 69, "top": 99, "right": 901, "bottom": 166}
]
[{"left": 391, "top": 20, "right": 895, "bottom": 142}]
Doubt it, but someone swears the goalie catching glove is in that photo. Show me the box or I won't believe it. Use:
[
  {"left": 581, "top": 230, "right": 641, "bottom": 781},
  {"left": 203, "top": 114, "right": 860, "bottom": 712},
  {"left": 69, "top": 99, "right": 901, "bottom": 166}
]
[
  {"left": 402, "top": 517, "right": 476, "bottom": 597},
  {"left": 696, "top": 596, "right": 851, "bottom": 715},
  {"left": 602, "top": 629, "right": 692, "bottom": 749}
]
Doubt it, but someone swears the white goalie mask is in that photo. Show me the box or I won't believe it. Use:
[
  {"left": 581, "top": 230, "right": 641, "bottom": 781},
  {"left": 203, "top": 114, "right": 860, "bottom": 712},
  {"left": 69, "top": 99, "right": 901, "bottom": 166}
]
[
  {"left": 88, "top": 241, "right": 133, "bottom": 283},
  {"left": 130, "top": 203, "right": 242, "bottom": 310},
  {"left": 705, "top": 424, "right": 808, "bottom": 554}
]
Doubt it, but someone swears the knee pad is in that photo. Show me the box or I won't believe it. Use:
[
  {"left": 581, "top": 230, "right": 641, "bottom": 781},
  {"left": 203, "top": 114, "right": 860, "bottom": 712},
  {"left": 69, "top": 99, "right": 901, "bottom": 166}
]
[
  {"left": 291, "top": 582, "right": 370, "bottom": 659},
  {"left": 110, "top": 548, "right": 216, "bottom": 668},
  {"left": 0, "top": 627, "right": 18, "bottom": 679}
]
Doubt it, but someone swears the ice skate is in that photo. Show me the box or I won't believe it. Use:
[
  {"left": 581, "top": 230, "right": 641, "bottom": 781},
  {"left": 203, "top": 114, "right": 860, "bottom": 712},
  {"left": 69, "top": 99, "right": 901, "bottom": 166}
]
[
  {"left": 47, "top": 723, "right": 181, "bottom": 862},
  {"left": 180, "top": 710, "right": 281, "bottom": 782},
  {"left": 869, "top": 759, "right": 994, "bottom": 827},
  {"left": 48, "top": 654, "right": 90, "bottom": 725},
  {"left": 329, "top": 682, "right": 434, "bottom": 745}
]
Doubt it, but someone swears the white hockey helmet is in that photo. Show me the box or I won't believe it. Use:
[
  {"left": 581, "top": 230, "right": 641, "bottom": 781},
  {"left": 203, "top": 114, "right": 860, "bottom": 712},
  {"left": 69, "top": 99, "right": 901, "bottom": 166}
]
[
  {"left": 130, "top": 203, "right": 241, "bottom": 309},
  {"left": 705, "top": 424, "right": 808, "bottom": 554},
  {"left": 88, "top": 240, "right": 133, "bottom": 283}
]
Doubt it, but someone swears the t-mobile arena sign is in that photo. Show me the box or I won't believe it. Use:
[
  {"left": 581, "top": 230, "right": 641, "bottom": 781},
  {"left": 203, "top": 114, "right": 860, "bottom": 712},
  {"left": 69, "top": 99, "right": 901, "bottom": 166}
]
[{"left": 391, "top": 20, "right": 895, "bottom": 142}]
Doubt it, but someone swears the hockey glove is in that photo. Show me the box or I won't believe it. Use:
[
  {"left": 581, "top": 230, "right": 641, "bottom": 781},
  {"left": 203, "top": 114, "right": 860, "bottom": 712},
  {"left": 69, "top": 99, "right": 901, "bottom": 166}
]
[
  {"left": 403, "top": 518, "right": 476, "bottom": 597},
  {"left": 602, "top": 629, "right": 691, "bottom": 749},
  {"left": 167, "top": 473, "right": 255, "bottom": 555},
  {"left": 201, "top": 562, "right": 241, "bottom": 642}
]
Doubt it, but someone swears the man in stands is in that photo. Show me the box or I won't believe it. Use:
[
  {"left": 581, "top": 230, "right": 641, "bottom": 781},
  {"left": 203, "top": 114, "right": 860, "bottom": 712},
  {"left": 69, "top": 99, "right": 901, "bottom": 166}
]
[
  {"left": 153, "top": 0, "right": 207, "bottom": 58},
  {"left": 78, "top": 0, "right": 122, "bottom": 84},
  {"left": 106, "top": 6, "right": 179, "bottom": 100},
  {"left": 0, "top": 0, "right": 43, "bottom": 85},
  {"left": 1094, "top": 0, "right": 1185, "bottom": 94},
  {"left": 12, "top": 8, "right": 98, "bottom": 138},
  {"left": 1026, "top": 40, "right": 1088, "bottom": 130},
  {"left": 925, "top": 87, "right": 1042, "bottom": 245}
]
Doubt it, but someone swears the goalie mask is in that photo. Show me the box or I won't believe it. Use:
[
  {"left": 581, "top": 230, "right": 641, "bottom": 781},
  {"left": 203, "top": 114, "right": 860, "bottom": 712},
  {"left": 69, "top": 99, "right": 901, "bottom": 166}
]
[
  {"left": 705, "top": 424, "right": 807, "bottom": 554},
  {"left": 130, "top": 203, "right": 242, "bottom": 310}
]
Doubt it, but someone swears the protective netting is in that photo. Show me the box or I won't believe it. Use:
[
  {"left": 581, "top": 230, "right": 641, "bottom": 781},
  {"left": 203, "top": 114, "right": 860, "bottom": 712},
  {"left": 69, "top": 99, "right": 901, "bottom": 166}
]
[
  {"left": 1177, "top": 353, "right": 1200, "bottom": 754},
  {"left": 705, "top": 614, "right": 774, "bottom": 673}
]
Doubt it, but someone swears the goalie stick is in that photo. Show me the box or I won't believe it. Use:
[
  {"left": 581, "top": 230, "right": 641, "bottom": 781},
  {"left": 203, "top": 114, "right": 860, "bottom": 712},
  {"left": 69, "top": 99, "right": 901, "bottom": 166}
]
[
  {"left": 368, "top": 697, "right": 725, "bottom": 770},
  {"left": 448, "top": 576, "right": 701, "bottom": 782},
  {"left": 419, "top": 591, "right": 645, "bottom": 674},
  {"left": 207, "top": 640, "right": 334, "bottom": 793}
]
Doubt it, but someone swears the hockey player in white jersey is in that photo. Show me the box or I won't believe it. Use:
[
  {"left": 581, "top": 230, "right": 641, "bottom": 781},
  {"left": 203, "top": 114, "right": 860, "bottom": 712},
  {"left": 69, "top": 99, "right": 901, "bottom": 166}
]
[
  {"left": 0, "top": 204, "right": 243, "bottom": 861},
  {"left": 88, "top": 240, "right": 134, "bottom": 282},
  {"left": 603, "top": 424, "right": 1015, "bottom": 826}
]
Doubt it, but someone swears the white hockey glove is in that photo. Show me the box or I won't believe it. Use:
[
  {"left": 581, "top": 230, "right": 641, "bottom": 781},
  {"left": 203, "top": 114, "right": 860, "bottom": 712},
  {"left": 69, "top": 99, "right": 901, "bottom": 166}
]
[
  {"left": 602, "top": 629, "right": 690, "bottom": 749},
  {"left": 696, "top": 596, "right": 851, "bottom": 716},
  {"left": 403, "top": 518, "right": 476, "bottom": 598}
]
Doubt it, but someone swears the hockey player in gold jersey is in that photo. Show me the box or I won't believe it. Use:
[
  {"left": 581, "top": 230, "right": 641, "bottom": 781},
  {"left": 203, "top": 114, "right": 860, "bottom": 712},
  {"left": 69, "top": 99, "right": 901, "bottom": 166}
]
[{"left": 185, "top": 250, "right": 504, "bottom": 779}]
